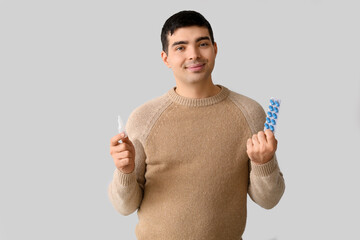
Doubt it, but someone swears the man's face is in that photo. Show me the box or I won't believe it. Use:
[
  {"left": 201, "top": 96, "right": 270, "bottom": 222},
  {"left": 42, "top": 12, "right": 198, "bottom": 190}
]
[{"left": 161, "top": 26, "right": 217, "bottom": 85}]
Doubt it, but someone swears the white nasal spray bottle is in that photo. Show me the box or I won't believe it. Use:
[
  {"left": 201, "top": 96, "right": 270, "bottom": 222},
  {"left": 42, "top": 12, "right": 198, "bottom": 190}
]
[{"left": 117, "top": 115, "right": 128, "bottom": 143}]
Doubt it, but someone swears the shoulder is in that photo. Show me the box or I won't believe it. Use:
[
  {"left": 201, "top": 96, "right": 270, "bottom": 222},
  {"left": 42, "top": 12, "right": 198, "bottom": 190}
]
[
  {"left": 227, "top": 89, "right": 266, "bottom": 134},
  {"left": 126, "top": 92, "right": 172, "bottom": 142}
]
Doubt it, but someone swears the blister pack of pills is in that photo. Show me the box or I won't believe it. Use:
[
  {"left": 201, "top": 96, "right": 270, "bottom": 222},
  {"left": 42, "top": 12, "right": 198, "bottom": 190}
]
[{"left": 264, "top": 97, "right": 281, "bottom": 133}]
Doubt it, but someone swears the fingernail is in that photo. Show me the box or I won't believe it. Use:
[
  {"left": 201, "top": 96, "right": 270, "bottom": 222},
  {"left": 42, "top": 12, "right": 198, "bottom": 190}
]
[{"left": 120, "top": 133, "right": 124, "bottom": 138}]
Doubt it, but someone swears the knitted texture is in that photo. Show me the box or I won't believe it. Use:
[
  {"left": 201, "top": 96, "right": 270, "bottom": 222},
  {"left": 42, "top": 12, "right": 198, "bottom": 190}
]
[{"left": 108, "top": 84, "right": 285, "bottom": 240}]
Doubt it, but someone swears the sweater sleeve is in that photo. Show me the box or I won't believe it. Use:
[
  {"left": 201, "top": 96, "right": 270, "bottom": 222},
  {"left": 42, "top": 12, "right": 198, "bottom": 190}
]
[
  {"left": 108, "top": 108, "right": 147, "bottom": 216},
  {"left": 246, "top": 99, "right": 285, "bottom": 209},
  {"left": 248, "top": 153, "right": 285, "bottom": 209}
]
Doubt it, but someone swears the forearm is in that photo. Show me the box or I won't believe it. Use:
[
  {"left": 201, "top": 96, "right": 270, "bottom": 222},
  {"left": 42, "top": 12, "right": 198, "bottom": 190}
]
[
  {"left": 248, "top": 154, "right": 285, "bottom": 209},
  {"left": 108, "top": 169, "right": 143, "bottom": 216}
]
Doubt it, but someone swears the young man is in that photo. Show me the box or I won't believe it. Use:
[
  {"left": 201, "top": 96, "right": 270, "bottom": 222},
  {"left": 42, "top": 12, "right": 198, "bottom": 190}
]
[{"left": 108, "top": 10, "right": 285, "bottom": 240}]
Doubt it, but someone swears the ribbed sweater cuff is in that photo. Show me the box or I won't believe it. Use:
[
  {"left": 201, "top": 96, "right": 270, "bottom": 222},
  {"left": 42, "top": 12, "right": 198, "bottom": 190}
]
[
  {"left": 250, "top": 155, "right": 277, "bottom": 177},
  {"left": 113, "top": 169, "right": 136, "bottom": 186}
]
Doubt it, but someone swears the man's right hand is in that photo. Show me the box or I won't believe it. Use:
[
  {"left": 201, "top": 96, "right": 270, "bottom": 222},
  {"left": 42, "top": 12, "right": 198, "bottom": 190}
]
[{"left": 110, "top": 133, "right": 136, "bottom": 174}]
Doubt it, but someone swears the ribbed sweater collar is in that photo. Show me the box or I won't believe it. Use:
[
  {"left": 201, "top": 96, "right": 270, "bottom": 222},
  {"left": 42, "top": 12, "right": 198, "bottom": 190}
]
[{"left": 167, "top": 84, "right": 230, "bottom": 107}]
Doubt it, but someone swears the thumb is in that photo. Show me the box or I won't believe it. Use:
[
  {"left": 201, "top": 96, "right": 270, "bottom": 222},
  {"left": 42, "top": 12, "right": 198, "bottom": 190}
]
[{"left": 122, "top": 134, "right": 134, "bottom": 147}]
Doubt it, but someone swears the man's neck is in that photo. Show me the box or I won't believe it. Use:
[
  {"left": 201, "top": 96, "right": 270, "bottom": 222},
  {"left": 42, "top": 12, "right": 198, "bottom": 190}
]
[{"left": 174, "top": 80, "right": 221, "bottom": 99}]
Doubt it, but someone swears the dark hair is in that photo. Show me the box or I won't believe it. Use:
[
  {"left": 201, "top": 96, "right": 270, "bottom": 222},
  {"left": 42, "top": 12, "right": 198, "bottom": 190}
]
[{"left": 161, "top": 10, "right": 215, "bottom": 54}]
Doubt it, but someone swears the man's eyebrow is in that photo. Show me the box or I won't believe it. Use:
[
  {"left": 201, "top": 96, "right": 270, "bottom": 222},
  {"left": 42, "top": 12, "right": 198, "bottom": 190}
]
[
  {"left": 171, "top": 41, "right": 188, "bottom": 48},
  {"left": 171, "top": 36, "right": 211, "bottom": 48},
  {"left": 195, "top": 36, "right": 211, "bottom": 42}
]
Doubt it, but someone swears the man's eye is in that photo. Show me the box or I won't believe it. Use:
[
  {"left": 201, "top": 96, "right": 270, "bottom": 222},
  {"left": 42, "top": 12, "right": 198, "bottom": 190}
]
[
  {"left": 176, "top": 46, "right": 184, "bottom": 51},
  {"left": 200, "top": 42, "right": 209, "bottom": 47}
]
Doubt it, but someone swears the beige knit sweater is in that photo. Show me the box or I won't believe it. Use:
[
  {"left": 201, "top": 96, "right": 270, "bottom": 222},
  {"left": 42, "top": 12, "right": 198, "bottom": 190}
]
[{"left": 108, "top": 84, "right": 285, "bottom": 240}]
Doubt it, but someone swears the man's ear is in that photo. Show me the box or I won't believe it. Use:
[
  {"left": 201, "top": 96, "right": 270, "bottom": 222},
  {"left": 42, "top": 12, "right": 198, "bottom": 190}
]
[
  {"left": 161, "top": 51, "right": 171, "bottom": 68},
  {"left": 213, "top": 42, "right": 218, "bottom": 56}
]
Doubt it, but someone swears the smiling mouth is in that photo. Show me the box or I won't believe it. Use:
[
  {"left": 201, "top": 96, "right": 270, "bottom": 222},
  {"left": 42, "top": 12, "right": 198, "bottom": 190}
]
[{"left": 186, "top": 63, "right": 205, "bottom": 72}]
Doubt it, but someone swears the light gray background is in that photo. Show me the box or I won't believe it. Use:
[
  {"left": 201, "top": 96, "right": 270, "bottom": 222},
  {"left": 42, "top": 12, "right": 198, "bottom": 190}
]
[{"left": 1, "top": 0, "right": 359, "bottom": 239}]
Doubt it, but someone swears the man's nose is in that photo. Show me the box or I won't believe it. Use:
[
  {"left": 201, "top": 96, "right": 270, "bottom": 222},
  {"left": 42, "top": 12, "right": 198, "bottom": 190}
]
[{"left": 188, "top": 46, "right": 201, "bottom": 60}]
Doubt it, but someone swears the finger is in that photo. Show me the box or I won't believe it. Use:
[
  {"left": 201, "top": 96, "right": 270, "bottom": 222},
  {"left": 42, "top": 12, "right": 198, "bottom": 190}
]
[
  {"left": 252, "top": 134, "right": 259, "bottom": 146},
  {"left": 264, "top": 129, "right": 274, "bottom": 138},
  {"left": 118, "top": 158, "right": 131, "bottom": 168},
  {"left": 111, "top": 142, "right": 132, "bottom": 153},
  {"left": 264, "top": 129, "right": 277, "bottom": 147},
  {"left": 123, "top": 138, "right": 136, "bottom": 155},
  {"left": 257, "top": 131, "right": 267, "bottom": 144},
  {"left": 110, "top": 133, "right": 127, "bottom": 146},
  {"left": 121, "top": 135, "right": 134, "bottom": 148},
  {"left": 114, "top": 150, "right": 133, "bottom": 159}
]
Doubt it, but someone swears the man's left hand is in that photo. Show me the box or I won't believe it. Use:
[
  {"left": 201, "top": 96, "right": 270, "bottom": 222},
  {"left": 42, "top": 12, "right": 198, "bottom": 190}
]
[{"left": 246, "top": 129, "right": 278, "bottom": 164}]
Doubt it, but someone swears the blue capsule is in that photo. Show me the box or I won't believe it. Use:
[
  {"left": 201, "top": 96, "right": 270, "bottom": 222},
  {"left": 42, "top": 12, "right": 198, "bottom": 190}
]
[
  {"left": 271, "top": 119, "right": 276, "bottom": 125},
  {"left": 270, "top": 99, "right": 275, "bottom": 105},
  {"left": 275, "top": 101, "right": 280, "bottom": 107},
  {"left": 274, "top": 107, "right": 278, "bottom": 113},
  {"left": 270, "top": 125, "right": 274, "bottom": 131},
  {"left": 269, "top": 105, "right": 274, "bottom": 111},
  {"left": 266, "top": 117, "right": 271, "bottom": 123},
  {"left": 273, "top": 113, "right": 277, "bottom": 119},
  {"left": 267, "top": 111, "right": 272, "bottom": 117},
  {"left": 264, "top": 123, "right": 270, "bottom": 129}
]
